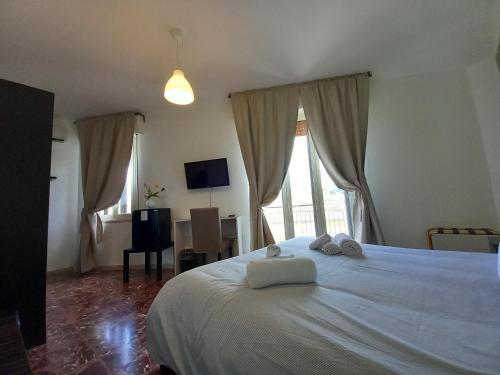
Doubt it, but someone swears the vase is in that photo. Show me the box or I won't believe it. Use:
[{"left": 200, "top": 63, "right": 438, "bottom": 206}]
[{"left": 145, "top": 197, "right": 157, "bottom": 209}]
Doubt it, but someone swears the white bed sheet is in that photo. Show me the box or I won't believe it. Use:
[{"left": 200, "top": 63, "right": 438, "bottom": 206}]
[{"left": 147, "top": 237, "right": 500, "bottom": 375}]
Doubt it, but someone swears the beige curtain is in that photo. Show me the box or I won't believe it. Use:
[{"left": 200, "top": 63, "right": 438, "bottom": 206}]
[
  {"left": 76, "top": 112, "right": 135, "bottom": 273},
  {"left": 231, "top": 87, "right": 300, "bottom": 250},
  {"left": 299, "top": 74, "right": 384, "bottom": 244}
]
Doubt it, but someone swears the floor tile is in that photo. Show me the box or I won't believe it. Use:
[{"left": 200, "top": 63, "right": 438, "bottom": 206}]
[{"left": 27, "top": 270, "right": 172, "bottom": 374}]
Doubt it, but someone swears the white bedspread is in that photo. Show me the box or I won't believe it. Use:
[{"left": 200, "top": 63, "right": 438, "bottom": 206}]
[{"left": 147, "top": 237, "right": 500, "bottom": 375}]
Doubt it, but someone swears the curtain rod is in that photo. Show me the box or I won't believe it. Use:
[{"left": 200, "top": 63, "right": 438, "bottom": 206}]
[
  {"left": 73, "top": 112, "right": 145, "bottom": 124},
  {"left": 227, "top": 71, "right": 372, "bottom": 99},
  {"left": 134, "top": 112, "right": 146, "bottom": 123}
]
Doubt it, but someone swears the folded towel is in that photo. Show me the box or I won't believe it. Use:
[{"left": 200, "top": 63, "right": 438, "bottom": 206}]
[
  {"left": 247, "top": 257, "right": 317, "bottom": 289},
  {"left": 269, "top": 255, "right": 295, "bottom": 259},
  {"left": 333, "top": 233, "right": 363, "bottom": 256},
  {"left": 309, "top": 233, "right": 331, "bottom": 250},
  {"left": 266, "top": 244, "right": 281, "bottom": 257},
  {"left": 321, "top": 241, "right": 342, "bottom": 255}
]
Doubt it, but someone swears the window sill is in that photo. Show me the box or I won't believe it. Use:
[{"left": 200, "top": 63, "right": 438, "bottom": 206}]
[{"left": 101, "top": 214, "right": 132, "bottom": 223}]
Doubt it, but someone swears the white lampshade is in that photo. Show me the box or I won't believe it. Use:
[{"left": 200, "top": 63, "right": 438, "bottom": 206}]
[{"left": 164, "top": 69, "right": 194, "bottom": 105}]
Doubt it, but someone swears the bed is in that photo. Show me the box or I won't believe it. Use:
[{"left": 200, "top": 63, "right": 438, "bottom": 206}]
[{"left": 147, "top": 237, "right": 500, "bottom": 374}]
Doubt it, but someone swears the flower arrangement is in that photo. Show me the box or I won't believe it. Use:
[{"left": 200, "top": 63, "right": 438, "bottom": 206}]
[{"left": 144, "top": 183, "right": 165, "bottom": 206}]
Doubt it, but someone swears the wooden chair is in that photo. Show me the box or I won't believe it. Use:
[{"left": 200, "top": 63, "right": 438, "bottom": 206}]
[{"left": 190, "top": 208, "right": 233, "bottom": 264}]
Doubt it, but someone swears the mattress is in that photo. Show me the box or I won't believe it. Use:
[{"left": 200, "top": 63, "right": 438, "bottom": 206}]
[{"left": 147, "top": 237, "right": 500, "bottom": 374}]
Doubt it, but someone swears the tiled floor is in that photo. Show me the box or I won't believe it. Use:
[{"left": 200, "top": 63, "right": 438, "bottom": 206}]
[{"left": 28, "top": 269, "right": 173, "bottom": 375}]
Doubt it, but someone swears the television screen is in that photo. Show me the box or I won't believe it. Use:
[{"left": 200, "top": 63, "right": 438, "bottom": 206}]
[{"left": 184, "top": 158, "right": 230, "bottom": 190}]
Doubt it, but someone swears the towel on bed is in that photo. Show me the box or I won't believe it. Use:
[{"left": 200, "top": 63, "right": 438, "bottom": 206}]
[
  {"left": 309, "top": 233, "right": 331, "bottom": 250},
  {"left": 269, "top": 255, "right": 296, "bottom": 259},
  {"left": 247, "top": 257, "right": 317, "bottom": 289},
  {"left": 322, "top": 241, "right": 342, "bottom": 255},
  {"left": 266, "top": 244, "right": 281, "bottom": 257},
  {"left": 333, "top": 233, "right": 363, "bottom": 256}
]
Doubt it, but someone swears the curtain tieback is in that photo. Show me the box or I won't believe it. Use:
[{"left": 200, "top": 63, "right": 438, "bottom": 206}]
[{"left": 80, "top": 208, "right": 104, "bottom": 244}]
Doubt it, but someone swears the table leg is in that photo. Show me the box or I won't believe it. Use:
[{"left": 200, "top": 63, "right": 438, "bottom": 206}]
[
  {"left": 123, "top": 251, "right": 129, "bottom": 283},
  {"left": 156, "top": 250, "right": 162, "bottom": 281},
  {"left": 145, "top": 251, "right": 150, "bottom": 273}
]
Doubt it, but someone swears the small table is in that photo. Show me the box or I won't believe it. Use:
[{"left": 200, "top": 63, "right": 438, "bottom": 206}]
[{"left": 123, "top": 242, "right": 173, "bottom": 282}]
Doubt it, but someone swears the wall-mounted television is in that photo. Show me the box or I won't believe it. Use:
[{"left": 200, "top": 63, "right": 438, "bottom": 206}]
[{"left": 184, "top": 158, "right": 230, "bottom": 190}]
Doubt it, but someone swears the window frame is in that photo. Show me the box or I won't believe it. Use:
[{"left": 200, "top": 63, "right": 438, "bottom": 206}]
[{"left": 100, "top": 134, "right": 139, "bottom": 223}]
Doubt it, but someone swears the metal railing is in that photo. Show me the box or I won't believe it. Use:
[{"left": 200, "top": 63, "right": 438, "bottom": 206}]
[
  {"left": 265, "top": 203, "right": 349, "bottom": 243},
  {"left": 324, "top": 203, "right": 350, "bottom": 237},
  {"left": 292, "top": 204, "right": 316, "bottom": 236}
]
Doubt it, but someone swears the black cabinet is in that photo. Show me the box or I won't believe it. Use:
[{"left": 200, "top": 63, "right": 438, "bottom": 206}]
[
  {"left": 132, "top": 208, "right": 172, "bottom": 251},
  {"left": 0, "top": 79, "right": 54, "bottom": 348},
  {"left": 124, "top": 209, "right": 172, "bottom": 282}
]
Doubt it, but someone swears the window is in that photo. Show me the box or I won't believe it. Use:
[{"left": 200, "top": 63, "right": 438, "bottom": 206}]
[
  {"left": 100, "top": 135, "right": 138, "bottom": 221},
  {"left": 264, "top": 114, "right": 352, "bottom": 242}
]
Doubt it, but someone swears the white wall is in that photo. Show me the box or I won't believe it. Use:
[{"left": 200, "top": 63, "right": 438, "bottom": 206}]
[
  {"left": 96, "top": 67, "right": 498, "bottom": 262},
  {"left": 97, "top": 99, "right": 250, "bottom": 267},
  {"left": 47, "top": 118, "right": 80, "bottom": 271},
  {"left": 467, "top": 58, "right": 500, "bottom": 228},
  {"left": 365, "top": 68, "right": 497, "bottom": 249}
]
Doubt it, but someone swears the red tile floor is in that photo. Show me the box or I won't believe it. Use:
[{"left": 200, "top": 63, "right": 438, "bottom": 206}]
[{"left": 28, "top": 270, "right": 173, "bottom": 374}]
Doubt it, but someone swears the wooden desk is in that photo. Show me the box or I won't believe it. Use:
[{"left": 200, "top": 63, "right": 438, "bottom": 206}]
[{"left": 173, "top": 216, "right": 242, "bottom": 275}]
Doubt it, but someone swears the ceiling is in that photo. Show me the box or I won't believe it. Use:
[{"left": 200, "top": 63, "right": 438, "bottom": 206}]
[{"left": 1, "top": 0, "right": 499, "bottom": 118}]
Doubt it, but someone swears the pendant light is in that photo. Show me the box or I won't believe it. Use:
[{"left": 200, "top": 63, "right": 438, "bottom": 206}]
[{"left": 164, "top": 28, "right": 194, "bottom": 105}]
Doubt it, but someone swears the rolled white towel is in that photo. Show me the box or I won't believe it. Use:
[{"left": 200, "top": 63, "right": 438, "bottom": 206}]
[
  {"left": 266, "top": 244, "right": 281, "bottom": 258},
  {"left": 269, "top": 255, "right": 295, "bottom": 259},
  {"left": 309, "top": 233, "right": 331, "bottom": 250},
  {"left": 333, "top": 233, "right": 363, "bottom": 256},
  {"left": 321, "top": 241, "right": 342, "bottom": 255},
  {"left": 247, "top": 257, "right": 317, "bottom": 289}
]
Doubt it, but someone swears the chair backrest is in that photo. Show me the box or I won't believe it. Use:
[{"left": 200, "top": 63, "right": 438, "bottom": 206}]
[{"left": 190, "top": 208, "right": 222, "bottom": 262}]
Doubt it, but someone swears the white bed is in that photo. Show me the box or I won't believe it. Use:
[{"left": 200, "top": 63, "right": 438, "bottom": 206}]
[{"left": 147, "top": 237, "right": 500, "bottom": 375}]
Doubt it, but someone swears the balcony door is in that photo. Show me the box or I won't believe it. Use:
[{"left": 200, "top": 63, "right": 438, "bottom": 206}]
[{"left": 264, "top": 118, "right": 353, "bottom": 242}]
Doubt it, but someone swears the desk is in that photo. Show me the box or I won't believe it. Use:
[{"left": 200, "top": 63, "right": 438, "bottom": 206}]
[{"left": 173, "top": 216, "right": 242, "bottom": 275}]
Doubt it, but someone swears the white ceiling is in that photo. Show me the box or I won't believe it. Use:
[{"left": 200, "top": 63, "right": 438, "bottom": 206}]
[{"left": 1, "top": 0, "right": 499, "bottom": 118}]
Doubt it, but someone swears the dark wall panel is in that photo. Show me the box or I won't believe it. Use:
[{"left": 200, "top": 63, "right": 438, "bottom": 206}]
[{"left": 0, "top": 79, "right": 54, "bottom": 348}]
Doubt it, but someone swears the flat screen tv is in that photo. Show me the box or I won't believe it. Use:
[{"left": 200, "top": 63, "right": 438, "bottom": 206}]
[{"left": 184, "top": 158, "right": 230, "bottom": 190}]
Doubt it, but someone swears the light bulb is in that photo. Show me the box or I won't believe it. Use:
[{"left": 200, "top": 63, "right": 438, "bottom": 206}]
[{"left": 164, "top": 69, "right": 194, "bottom": 105}]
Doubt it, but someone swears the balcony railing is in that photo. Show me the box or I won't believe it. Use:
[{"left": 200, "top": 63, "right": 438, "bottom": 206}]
[
  {"left": 292, "top": 204, "right": 316, "bottom": 237},
  {"left": 325, "top": 204, "right": 350, "bottom": 237},
  {"left": 265, "top": 203, "right": 350, "bottom": 243}
]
